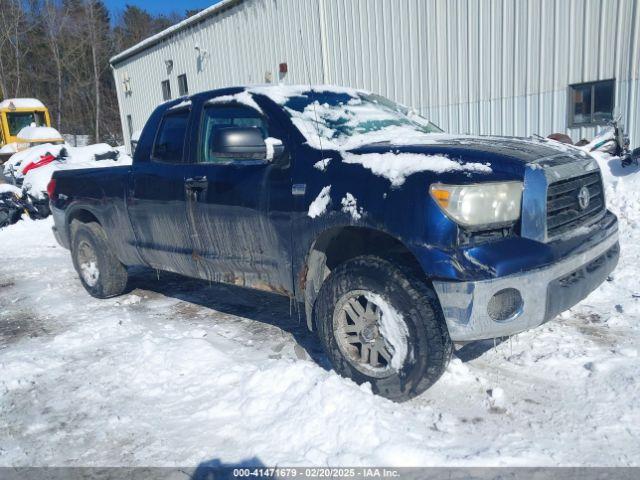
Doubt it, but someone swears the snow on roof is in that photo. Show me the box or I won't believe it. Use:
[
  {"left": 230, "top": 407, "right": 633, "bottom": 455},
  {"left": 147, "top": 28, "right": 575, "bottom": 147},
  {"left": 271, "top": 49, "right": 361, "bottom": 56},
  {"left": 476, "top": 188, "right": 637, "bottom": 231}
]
[
  {"left": 17, "top": 126, "right": 63, "bottom": 142},
  {"left": 0, "top": 98, "right": 45, "bottom": 110},
  {"left": 207, "top": 91, "right": 263, "bottom": 113},
  {"left": 249, "top": 84, "right": 366, "bottom": 105},
  {"left": 110, "top": 0, "right": 242, "bottom": 65}
]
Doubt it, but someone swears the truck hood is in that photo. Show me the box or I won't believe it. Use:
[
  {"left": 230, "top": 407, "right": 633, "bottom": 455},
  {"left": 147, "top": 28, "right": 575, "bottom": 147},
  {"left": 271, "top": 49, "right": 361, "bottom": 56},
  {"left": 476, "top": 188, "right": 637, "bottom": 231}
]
[{"left": 348, "top": 133, "right": 586, "bottom": 165}]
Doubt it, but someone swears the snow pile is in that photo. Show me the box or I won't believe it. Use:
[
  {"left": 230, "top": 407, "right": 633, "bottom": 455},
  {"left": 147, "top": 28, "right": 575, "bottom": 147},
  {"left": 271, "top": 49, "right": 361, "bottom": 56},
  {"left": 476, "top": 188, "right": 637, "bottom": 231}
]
[
  {"left": 340, "top": 193, "right": 363, "bottom": 221},
  {"left": 0, "top": 143, "right": 19, "bottom": 154},
  {"left": 3, "top": 143, "right": 132, "bottom": 199},
  {"left": 342, "top": 151, "right": 492, "bottom": 186},
  {"left": 0, "top": 184, "right": 22, "bottom": 197},
  {"left": 16, "top": 126, "right": 63, "bottom": 142},
  {"left": 587, "top": 149, "right": 640, "bottom": 229},
  {"left": 264, "top": 137, "right": 282, "bottom": 161},
  {"left": 168, "top": 99, "right": 192, "bottom": 110},
  {"left": 314, "top": 158, "right": 332, "bottom": 171},
  {"left": 0, "top": 98, "right": 45, "bottom": 109},
  {"left": 364, "top": 293, "right": 409, "bottom": 370},
  {"left": 308, "top": 186, "right": 331, "bottom": 218}
]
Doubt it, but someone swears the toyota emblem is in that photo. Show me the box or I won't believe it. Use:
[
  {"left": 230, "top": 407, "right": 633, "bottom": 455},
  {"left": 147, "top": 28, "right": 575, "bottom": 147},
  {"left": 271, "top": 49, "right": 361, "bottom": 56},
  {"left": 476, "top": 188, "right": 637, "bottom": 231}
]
[{"left": 577, "top": 186, "right": 590, "bottom": 210}]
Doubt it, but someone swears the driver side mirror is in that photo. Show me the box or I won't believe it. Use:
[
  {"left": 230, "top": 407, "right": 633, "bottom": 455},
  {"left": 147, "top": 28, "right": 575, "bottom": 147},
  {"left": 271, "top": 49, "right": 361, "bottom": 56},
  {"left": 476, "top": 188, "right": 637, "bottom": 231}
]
[{"left": 212, "top": 127, "right": 267, "bottom": 161}]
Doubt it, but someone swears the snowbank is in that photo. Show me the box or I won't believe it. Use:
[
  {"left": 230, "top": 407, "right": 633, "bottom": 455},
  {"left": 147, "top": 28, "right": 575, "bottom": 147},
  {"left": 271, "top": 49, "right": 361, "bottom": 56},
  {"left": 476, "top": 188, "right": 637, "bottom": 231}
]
[
  {"left": 0, "top": 184, "right": 22, "bottom": 197},
  {"left": 3, "top": 143, "right": 132, "bottom": 199},
  {"left": 0, "top": 151, "right": 639, "bottom": 466}
]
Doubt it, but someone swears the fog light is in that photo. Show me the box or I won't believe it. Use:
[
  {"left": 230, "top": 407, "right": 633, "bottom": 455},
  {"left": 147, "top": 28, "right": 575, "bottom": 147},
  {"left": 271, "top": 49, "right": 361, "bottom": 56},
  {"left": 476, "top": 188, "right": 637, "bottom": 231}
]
[{"left": 487, "top": 288, "right": 523, "bottom": 321}]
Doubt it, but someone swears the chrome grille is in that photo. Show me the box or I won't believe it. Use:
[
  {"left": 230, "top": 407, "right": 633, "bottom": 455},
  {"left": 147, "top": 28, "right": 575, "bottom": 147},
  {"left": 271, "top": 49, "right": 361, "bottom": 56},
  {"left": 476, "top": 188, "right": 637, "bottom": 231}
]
[{"left": 546, "top": 171, "right": 604, "bottom": 238}]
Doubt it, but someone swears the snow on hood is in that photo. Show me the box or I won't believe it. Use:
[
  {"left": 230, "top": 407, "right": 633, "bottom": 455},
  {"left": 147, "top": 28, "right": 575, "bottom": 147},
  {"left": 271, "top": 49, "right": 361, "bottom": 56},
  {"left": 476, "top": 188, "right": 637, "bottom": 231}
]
[
  {"left": 0, "top": 98, "right": 45, "bottom": 109},
  {"left": 17, "top": 126, "right": 63, "bottom": 142},
  {"left": 342, "top": 151, "right": 492, "bottom": 186}
]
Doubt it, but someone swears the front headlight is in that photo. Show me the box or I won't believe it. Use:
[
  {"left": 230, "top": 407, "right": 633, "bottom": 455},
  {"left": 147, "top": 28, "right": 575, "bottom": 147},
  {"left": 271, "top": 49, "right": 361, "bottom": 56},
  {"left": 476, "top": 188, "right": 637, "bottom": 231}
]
[{"left": 430, "top": 181, "right": 523, "bottom": 228}]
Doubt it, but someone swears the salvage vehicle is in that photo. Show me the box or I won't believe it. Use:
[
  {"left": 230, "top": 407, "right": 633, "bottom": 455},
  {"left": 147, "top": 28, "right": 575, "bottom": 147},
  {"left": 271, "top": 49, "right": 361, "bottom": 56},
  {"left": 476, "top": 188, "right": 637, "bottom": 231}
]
[
  {"left": 0, "top": 98, "right": 60, "bottom": 163},
  {"left": 48, "top": 86, "right": 619, "bottom": 401}
]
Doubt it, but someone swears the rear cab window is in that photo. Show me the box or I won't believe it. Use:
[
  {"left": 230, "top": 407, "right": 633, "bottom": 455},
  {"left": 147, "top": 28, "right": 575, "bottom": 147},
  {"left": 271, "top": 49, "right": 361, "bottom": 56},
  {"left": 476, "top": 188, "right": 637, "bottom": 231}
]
[{"left": 152, "top": 110, "right": 190, "bottom": 163}]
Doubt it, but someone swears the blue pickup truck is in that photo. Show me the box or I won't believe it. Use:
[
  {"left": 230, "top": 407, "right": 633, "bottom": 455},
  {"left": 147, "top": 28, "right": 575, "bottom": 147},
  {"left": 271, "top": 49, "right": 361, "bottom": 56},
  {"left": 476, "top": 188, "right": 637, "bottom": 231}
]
[{"left": 49, "top": 85, "right": 619, "bottom": 401}]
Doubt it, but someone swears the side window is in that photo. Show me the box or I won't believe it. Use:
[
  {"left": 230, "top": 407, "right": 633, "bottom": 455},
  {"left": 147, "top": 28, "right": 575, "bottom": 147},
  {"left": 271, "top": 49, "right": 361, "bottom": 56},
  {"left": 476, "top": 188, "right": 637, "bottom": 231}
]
[
  {"left": 200, "top": 104, "right": 269, "bottom": 164},
  {"left": 152, "top": 110, "right": 189, "bottom": 163}
]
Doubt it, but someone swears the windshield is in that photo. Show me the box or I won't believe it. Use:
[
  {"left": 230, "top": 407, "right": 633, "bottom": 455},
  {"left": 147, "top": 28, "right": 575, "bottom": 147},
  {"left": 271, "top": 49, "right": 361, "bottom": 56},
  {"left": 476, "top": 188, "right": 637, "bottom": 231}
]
[
  {"left": 6, "top": 111, "right": 46, "bottom": 136},
  {"left": 281, "top": 90, "right": 443, "bottom": 150}
]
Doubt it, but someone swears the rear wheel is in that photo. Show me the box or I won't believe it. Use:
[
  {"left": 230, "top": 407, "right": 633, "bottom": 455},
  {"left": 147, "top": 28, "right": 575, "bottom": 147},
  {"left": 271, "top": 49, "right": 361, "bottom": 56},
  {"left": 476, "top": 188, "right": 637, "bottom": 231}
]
[
  {"left": 314, "top": 256, "right": 452, "bottom": 401},
  {"left": 71, "top": 221, "right": 128, "bottom": 298}
]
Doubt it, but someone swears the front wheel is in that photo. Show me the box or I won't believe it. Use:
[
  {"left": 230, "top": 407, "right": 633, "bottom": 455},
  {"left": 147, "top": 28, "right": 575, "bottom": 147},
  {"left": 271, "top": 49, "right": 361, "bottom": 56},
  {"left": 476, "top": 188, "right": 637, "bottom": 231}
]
[
  {"left": 71, "top": 221, "right": 128, "bottom": 298},
  {"left": 313, "top": 256, "right": 452, "bottom": 401}
]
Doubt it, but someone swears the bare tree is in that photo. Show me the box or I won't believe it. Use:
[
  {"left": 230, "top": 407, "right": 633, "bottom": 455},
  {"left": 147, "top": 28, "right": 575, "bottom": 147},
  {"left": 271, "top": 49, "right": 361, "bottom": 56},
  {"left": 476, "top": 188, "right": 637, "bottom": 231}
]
[
  {"left": 0, "top": 0, "right": 29, "bottom": 97},
  {"left": 43, "top": 0, "right": 68, "bottom": 129},
  {"left": 83, "top": 0, "right": 100, "bottom": 140}
]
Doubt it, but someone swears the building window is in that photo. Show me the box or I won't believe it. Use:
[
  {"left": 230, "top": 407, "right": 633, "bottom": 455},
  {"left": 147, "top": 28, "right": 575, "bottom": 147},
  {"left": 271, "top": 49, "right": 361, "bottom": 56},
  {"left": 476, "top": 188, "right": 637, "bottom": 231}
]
[
  {"left": 126, "top": 115, "right": 133, "bottom": 139},
  {"left": 569, "top": 79, "right": 614, "bottom": 126},
  {"left": 161, "top": 80, "right": 172, "bottom": 101},
  {"left": 178, "top": 74, "right": 189, "bottom": 96}
]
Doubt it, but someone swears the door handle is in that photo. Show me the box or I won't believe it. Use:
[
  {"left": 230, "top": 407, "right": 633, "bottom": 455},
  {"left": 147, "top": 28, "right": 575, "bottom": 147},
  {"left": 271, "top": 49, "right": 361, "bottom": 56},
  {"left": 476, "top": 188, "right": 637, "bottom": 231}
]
[{"left": 185, "top": 176, "right": 208, "bottom": 191}]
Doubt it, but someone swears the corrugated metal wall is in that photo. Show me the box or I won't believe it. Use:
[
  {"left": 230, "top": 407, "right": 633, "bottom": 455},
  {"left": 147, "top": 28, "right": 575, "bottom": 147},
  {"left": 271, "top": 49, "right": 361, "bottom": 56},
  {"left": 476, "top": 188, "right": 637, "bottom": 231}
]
[{"left": 113, "top": 0, "right": 640, "bottom": 151}]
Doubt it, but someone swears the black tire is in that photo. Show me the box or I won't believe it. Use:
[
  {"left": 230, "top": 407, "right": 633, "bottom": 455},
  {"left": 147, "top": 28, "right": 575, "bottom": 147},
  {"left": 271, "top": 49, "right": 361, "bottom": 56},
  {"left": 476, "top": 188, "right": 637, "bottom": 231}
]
[
  {"left": 70, "top": 221, "right": 128, "bottom": 298},
  {"left": 313, "top": 255, "right": 452, "bottom": 402}
]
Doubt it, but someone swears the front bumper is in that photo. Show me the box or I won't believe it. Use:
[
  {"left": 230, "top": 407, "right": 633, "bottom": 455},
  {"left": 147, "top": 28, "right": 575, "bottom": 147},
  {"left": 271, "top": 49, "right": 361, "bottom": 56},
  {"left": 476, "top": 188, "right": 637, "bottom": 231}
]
[{"left": 433, "top": 229, "right": 619, "bottom": 342}]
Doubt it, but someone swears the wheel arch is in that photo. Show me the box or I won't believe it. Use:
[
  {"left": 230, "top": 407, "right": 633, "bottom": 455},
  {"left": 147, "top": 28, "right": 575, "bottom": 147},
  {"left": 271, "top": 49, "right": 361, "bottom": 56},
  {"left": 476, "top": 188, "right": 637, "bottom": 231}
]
[
  {"left": 302, "top": 226, "right": 426, "bottom": 331},
  {"left": 66, "top": 206, "right": 103, "bottom": 239}
]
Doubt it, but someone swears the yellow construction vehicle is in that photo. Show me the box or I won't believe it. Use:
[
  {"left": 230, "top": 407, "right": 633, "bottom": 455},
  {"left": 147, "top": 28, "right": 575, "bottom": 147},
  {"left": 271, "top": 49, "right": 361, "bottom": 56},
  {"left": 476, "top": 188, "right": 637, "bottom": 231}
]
[{"left": 0, "top": 98, "right": 62, "bottom": 163}]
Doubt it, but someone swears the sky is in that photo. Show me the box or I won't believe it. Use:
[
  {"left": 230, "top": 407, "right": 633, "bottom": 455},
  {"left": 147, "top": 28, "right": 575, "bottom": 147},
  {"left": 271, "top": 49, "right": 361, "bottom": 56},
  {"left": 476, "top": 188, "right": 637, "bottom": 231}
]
[{"left": 103, "top": 0, "right": 219, "bottom": 17}]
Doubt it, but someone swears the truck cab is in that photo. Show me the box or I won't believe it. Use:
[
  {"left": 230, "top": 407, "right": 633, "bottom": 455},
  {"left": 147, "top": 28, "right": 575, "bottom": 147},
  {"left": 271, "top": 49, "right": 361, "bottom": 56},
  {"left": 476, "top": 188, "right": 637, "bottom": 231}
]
[{"left": 0, "top": 98, "right": 59, "bottom": 163}]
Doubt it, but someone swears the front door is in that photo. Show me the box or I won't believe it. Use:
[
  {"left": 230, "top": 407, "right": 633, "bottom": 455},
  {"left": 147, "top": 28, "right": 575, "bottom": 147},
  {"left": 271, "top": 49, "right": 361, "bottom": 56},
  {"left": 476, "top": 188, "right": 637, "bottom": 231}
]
[
  {"left": 183, "top": 100, "right": 294, "bottom": 295},
  {"left": 127, "top": 107, "right": 199, "bottom": 277}
]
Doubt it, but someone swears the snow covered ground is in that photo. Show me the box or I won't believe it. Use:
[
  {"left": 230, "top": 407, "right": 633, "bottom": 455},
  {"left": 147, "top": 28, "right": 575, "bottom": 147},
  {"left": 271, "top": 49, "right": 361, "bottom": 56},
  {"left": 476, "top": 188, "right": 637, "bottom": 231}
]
[{"left": 0, "top": 157, "right": 639, "bottom": 467}]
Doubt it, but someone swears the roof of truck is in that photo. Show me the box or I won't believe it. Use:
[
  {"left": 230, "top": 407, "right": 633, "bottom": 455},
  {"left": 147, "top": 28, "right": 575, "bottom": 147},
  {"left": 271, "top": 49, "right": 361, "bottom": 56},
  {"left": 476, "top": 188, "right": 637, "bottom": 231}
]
[{"left": 0, "top": 98, "right": 46, "bottom": 110}]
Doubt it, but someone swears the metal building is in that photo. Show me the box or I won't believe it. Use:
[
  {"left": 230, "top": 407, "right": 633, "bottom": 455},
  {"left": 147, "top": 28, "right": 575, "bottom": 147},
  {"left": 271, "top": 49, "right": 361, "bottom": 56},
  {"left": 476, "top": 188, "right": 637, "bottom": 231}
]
[{"left": 110, "top": 0, "right": 640, "bottom": 152}]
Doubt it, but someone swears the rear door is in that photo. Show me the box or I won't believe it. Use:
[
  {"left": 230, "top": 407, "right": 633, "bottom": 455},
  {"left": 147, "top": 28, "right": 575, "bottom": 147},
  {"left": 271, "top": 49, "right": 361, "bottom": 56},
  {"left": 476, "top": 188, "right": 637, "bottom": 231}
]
[
  {"left": 182, "top": 98, "right": 294, "bottom": 295},
  {"left": 127, "top": 107, "right": 199, "bottom": 277}
]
